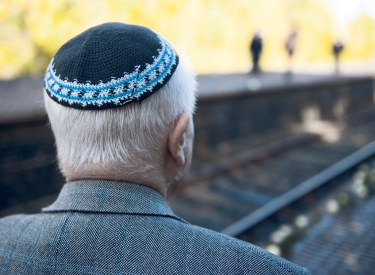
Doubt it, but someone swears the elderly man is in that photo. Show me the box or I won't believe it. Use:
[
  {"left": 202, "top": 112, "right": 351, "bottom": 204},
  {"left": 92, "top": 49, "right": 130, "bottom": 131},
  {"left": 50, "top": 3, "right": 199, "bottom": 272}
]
[{"left": 0, "top": 23, "right": 309, "bottom": 274}]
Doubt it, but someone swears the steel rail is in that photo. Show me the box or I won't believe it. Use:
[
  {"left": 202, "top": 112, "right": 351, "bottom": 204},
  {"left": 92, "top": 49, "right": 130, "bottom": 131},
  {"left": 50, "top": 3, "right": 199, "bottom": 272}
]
[{"left": 221, "top": 139, "right": 375, "bottom": 237}]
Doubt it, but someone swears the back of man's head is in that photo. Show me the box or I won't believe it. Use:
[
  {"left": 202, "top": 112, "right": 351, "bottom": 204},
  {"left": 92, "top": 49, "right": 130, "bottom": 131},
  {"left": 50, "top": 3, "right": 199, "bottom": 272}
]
[{"left": 44, "top": 23, "right": 197, "bottom": 194}]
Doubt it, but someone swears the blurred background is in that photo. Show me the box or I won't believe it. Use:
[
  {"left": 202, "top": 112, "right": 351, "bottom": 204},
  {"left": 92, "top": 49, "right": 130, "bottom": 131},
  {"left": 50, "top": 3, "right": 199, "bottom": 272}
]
[
  {"left": 0, "top": 0, "right": 374, "bottom": 78},
  {"left": 1, "top": 1, "right": 375, "bottom": 274}
]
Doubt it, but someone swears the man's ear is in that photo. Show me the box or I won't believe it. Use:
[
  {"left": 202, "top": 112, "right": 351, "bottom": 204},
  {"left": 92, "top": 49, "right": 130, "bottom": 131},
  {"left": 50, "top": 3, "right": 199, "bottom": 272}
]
[{"left": 168, "top": 112, "right": 190, "bottom": 167}]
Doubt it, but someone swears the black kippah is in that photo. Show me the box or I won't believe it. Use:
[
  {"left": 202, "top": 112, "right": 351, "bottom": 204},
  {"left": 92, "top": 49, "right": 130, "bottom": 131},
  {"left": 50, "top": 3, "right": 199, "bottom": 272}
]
[{"left": 44, "top": 22, "right": 179, "bottom": 110}]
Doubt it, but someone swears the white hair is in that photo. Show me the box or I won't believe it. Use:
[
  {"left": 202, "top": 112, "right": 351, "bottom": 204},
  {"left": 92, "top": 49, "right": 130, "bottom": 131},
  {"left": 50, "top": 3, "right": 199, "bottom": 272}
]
[{"left": 44, "top": 57, "right": 197, "bottom": 176}]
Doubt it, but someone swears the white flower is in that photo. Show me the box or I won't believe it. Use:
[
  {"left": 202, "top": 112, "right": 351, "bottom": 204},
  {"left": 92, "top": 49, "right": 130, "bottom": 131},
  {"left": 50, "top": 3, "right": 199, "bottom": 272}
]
[
  {"left": 326, "top": 199, "right": 339, "bottom": 214},
  {"left": 294, "top": 215, "right": 309, "bottom": 229},
  {"left": 266, "top": 245, "right": 281, "bottom": 256}
]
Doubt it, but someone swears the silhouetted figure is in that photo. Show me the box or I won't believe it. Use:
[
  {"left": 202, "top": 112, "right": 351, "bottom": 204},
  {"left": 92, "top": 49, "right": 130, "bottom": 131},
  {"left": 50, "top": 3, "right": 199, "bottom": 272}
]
[
  {"left": 333, "top": 40, "right": 344, "bottom": 74},
  {"left": 250, "top": 31, "right": 262, "bottom": 73},
  {"left": 285, "top": 30, "right": 298, "bottom": 73}
]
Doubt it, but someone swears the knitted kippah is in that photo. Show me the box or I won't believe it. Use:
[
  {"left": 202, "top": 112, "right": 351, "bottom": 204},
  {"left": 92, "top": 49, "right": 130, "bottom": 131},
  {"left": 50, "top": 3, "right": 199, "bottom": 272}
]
[{"left": 44, "top": 22, "right": 179, "bottom": 110}]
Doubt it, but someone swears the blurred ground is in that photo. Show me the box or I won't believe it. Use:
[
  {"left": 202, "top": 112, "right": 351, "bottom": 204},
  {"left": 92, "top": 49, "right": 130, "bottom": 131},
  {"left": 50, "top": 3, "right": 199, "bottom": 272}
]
[
  {"left": 293, "top": 60, "right": 375, "bottom": 76},
  {"left": 198, "top": 71, "right": 352, "bottom": 96},
  {"left": 0, "top": 70, "right": 367, "bottom": 125}
]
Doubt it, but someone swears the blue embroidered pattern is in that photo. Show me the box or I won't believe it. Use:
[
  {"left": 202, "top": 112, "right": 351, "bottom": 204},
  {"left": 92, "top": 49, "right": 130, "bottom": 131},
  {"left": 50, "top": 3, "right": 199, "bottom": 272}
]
[{"left": 44, "top": 35, "right": 178, "bottom": 108}]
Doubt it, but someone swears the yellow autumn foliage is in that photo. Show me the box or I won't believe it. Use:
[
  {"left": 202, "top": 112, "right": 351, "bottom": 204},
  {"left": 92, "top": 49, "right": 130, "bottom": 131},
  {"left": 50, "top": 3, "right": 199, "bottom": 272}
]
[{"left": 0, "top": 0, "right": 374, "bottom": 79}]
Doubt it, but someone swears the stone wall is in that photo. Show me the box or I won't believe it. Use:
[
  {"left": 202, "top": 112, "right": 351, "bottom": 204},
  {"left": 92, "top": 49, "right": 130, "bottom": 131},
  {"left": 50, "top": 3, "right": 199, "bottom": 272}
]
[
  {"left": 0, "top": 122, "right": 63, "bottom": 211},
  {"left": 0, "top": 76, "right": 373, "bottom": 211},
  {"left": 193, "top": 77, "right": 374, "bottom": 161}
]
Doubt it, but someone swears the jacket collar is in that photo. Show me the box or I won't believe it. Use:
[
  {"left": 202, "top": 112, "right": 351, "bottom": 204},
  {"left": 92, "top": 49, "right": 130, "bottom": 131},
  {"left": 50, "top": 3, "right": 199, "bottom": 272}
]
[{"left": 42, "top": 180, "right": 186, "bottom": 223}]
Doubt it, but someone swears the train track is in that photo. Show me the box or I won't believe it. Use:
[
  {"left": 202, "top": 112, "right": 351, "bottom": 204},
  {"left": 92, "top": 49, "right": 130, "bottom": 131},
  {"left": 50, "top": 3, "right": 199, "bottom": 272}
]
[
  {"left": 166, "top": 105, "right": 375, "bottom": 274},
  {"left": 1, "top": 74, "right": 374, "bottom": 273},
  {"left": 229, "top": 141, "right": 375, "bottom": 274},
  {"left": 168, "top": 106, "right": 375, "bottom": 229}
]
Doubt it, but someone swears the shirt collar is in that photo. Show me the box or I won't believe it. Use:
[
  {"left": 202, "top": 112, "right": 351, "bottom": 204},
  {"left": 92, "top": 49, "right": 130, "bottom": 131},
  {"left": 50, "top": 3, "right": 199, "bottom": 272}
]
[{"left": 42, "top": 180, "right": 186, "bottom": 223}]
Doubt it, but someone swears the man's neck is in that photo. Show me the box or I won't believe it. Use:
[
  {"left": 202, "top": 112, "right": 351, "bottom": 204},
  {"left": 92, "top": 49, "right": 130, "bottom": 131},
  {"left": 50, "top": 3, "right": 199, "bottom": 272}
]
[{"left": 64, "top": 167, "right": 169, "bottom": 198}]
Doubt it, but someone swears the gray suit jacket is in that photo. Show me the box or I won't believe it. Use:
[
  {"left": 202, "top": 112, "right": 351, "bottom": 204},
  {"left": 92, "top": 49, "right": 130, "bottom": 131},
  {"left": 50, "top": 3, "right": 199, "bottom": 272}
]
[{"left": 0, "top": 180, "right": 310, "bottom": 274}]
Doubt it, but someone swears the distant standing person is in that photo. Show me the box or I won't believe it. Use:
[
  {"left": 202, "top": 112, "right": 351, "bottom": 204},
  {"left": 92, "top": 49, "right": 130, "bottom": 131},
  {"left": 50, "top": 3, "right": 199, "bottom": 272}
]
[
  {"left": 285, "top": 29, "right": 298, "bottom": 72},
  {"left": 250, "top": 31, "right": 262, "bottom": 73},
  {"left": 333, "top": 40, "right": 344, "bottom": 74}
]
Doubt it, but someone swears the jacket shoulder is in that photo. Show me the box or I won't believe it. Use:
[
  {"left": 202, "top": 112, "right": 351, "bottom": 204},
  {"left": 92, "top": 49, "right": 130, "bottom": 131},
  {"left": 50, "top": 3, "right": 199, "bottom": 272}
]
[
  {"left": 0, "top": 214, "right": 37, "bottom": 242},
  {"left": 180, "top": 222, "right": 310, "bottom": 275}
]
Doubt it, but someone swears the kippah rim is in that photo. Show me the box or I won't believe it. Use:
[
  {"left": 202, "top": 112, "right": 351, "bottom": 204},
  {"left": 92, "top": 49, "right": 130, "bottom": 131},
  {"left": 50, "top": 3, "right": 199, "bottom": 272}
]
[{"left": 44, "top": 35, "right": 179, "bottom": 110}]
